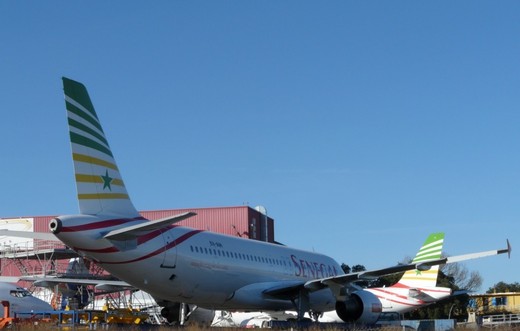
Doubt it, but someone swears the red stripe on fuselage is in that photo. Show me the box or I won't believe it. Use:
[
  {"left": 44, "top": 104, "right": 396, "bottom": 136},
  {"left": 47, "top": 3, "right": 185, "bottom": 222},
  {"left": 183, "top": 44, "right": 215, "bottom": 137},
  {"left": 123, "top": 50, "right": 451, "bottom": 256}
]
[
  {"left": 75, "top": 246, "right": 119, "bottom": 253},
  {"left": 73, "top": 225, "right": 176, "bottom": 253},
  {"left": 392, "top": 282, "right": 451, "bottom": 294},
  {"left": 99, "top": 229, "right": 203, "bottom": 265},
  {"left": 369, "top": 289, "right": 421, "bottom": 307}
]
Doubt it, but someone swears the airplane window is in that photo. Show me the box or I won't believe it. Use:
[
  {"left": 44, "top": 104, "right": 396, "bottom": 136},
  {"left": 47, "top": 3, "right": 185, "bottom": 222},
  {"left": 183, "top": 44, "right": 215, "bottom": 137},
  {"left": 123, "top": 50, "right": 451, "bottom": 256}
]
[
  {"left": 204, "top": 248, "right": 208, "bottom": 254},
  {"left": 10, "top": 289, "right": 30, "bottom": 298},
  {"left": 190, "top": 245, "right": 194, "bottom": 252}
]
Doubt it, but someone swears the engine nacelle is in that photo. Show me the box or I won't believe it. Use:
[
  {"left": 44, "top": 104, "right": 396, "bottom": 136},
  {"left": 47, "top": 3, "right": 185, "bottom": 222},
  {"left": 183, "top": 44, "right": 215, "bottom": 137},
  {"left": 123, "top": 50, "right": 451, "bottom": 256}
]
[
  {"left": 160, "top": 302, "right": 182, "bottom": 323},
  {"left": 335, "top": 290, "right": 382, "bottom": 325}
]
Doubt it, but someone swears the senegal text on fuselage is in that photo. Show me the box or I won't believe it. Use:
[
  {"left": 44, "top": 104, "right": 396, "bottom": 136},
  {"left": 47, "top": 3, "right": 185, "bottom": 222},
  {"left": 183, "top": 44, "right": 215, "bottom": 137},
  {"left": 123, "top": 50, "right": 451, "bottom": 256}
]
[{"left": 291, "top": 254, "right": 339, "bottom": 278}]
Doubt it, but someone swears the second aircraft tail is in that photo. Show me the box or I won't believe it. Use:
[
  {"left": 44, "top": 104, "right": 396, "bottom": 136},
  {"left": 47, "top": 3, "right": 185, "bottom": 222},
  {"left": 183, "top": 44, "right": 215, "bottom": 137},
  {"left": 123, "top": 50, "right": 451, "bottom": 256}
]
[{"left": 397, "top": 232, "right": 445, "bottom": 288}]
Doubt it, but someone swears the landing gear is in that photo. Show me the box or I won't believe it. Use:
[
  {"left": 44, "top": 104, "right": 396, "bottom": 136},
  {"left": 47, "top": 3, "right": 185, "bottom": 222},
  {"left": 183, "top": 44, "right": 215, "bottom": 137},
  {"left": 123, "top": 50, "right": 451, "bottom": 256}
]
[{"left": 291, "top": 289, "right": 310, "bottom": 321}]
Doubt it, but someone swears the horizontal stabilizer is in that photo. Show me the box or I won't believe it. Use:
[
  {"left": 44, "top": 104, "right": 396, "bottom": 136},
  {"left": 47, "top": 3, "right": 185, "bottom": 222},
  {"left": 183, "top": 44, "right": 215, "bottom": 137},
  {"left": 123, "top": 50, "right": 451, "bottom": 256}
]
[
  {"left": 103, "top": 212, "right": 196, "bottom": 240},
  {"left": 0, "top": 230, "right": 58, "bottom": 241},
  {"left": 408, "top": 288, "right": 438, "bottom": 302},
  {"left": 26, "top": 276, "right": 132, "bottom": 289},
  {"left": 0, "top": 276, "right": 22, "bottom": 283}
]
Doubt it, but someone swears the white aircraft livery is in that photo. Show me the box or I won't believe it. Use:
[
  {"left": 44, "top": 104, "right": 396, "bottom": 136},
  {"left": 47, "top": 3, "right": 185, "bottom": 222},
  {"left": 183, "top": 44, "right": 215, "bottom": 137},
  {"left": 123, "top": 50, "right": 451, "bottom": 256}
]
[
  {"left": 44, "top": 77, "right": 510, "bottom": 324},
  {"left": 0, "top": 282, "right": 53, "bottom": 318}
]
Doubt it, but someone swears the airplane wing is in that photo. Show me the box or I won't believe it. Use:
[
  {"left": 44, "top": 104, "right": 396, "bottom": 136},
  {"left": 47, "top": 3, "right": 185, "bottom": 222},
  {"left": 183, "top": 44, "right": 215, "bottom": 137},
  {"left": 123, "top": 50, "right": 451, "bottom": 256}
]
[
  {"left": 305, "top": 240, "right": 511, "bottom": 293},
  {"left": 265, "top": 240, "right": 511, "bottom": 302}
]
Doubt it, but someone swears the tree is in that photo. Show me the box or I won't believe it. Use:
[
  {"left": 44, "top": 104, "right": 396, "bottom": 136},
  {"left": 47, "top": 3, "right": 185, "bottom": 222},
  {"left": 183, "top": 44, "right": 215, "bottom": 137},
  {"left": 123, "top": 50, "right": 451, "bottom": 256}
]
[
  {"left": 441, "top": 262, "right": 482, "bottom": 292},
  {"left": 487, "top": 281, "right": 520, "bottom": 293},
  {"left": 340, "top": 264, "right": 366, "bottom": 274}
]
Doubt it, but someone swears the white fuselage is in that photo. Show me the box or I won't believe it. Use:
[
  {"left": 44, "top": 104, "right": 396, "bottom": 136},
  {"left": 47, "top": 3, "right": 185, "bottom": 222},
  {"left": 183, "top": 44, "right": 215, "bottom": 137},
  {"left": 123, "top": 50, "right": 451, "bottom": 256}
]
[
  {"left": 368, "top": 285, "right": 451, "bottom": 313},
  {"left": 54, "top": 214, "right": 342, "bottom": 313},
  {"left": 0, "top": 284, "right": 53, "bottom": 318}
]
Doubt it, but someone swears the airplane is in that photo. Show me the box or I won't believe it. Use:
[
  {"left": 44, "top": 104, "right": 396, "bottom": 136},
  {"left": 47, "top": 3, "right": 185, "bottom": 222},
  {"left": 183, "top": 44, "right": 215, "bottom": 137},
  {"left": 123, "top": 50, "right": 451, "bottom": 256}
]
[
  {"left": 319, "top": 232, "right": 455, "bottom": 322},
  {"left": 366, "top": 232, "right": 453, "bottom": 313},
  {"left": 211, "top": 232, "right": 457, "bottom": 326},
  {"left": 0, "top": 282, "right": 53, "bottom": 318},
  {"left": 0, "top": 77, "right": 511, "bottom": 325}
]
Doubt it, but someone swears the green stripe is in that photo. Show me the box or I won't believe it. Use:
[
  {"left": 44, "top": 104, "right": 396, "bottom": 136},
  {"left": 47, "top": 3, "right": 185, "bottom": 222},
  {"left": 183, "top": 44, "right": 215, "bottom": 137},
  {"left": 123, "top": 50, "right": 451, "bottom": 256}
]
[
  {"left": 68, "top": 118, "right": 109, "bottom": 147},
  {"left": 63, "top": 78, "right": 99, "bottom": 120},
  {"left": 66, "top": 101, "right": 104, "bottom": 133},
  {"left": 70, "top": 132, "right": 113, "bottom": 157}
]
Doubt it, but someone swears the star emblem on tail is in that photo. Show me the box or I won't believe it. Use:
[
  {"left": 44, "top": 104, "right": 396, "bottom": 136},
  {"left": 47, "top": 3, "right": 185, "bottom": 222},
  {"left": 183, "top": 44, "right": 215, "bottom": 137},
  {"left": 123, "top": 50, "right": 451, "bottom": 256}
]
[{"left": 101, "top": 169, "right": 113, "bottom": 191}]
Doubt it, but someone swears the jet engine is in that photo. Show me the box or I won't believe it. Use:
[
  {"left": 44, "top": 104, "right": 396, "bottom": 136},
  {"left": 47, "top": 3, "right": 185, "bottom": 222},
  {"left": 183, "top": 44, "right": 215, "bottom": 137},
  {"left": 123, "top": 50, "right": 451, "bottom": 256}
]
[
  {"left": 335, "top": 290, "right": 382, "bottom": 324},
  {"left": 160, "top": 302, "right": 182, "bottom": 323}
]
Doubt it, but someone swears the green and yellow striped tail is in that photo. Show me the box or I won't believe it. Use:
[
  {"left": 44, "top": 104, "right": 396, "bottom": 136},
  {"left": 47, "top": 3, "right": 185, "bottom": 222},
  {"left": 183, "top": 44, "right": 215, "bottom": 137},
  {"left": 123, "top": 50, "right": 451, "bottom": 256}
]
[
  {"left": 63, "top": 77, "right": 139, "bottom": 217},
  {"left": 399, "top": 232, "right": 445, "bottom": 288}
]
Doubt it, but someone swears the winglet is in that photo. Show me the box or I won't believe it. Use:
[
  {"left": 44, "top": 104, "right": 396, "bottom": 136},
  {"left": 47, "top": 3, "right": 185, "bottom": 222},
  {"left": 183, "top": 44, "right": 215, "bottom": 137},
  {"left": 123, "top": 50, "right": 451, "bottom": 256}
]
[{"left": 499, "top": 239, "right": 512, "bottom": 259}]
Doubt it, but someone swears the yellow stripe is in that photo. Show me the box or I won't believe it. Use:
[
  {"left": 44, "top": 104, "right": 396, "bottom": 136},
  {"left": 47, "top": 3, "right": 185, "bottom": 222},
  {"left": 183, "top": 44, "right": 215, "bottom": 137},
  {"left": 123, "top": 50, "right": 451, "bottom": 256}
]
[
  {"left": 78, "top": 193, "right": 129, "bottom": 200},
  {"left": 401, "top": 276, "right": 437, "bottom": 280},
  {"left": 402, "top": 270, "right": 438, "bottom": 279},
  {"left": 75, "top": 174, "right": 124, "bottom": 186},
  {"left": 73, "top": 153, "right": 118, "bottom": 170}
]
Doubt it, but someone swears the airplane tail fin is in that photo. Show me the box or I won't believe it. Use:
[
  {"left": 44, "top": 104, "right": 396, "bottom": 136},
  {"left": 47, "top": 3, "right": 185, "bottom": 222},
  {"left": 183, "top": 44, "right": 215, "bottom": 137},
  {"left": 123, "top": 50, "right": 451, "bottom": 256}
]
[
  {"left": 63, "top": 77, "right": 140, "bottom": 218},
  {"left": 397, "top": 232, "right": 445, "bottom": 288}
]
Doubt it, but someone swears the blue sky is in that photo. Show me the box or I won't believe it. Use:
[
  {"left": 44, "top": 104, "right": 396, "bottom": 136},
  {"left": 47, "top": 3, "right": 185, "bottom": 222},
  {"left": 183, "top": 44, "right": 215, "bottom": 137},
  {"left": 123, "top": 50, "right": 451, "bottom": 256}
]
[{"left": 1, "top": 2, "right": 518, "bottom": 292}]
